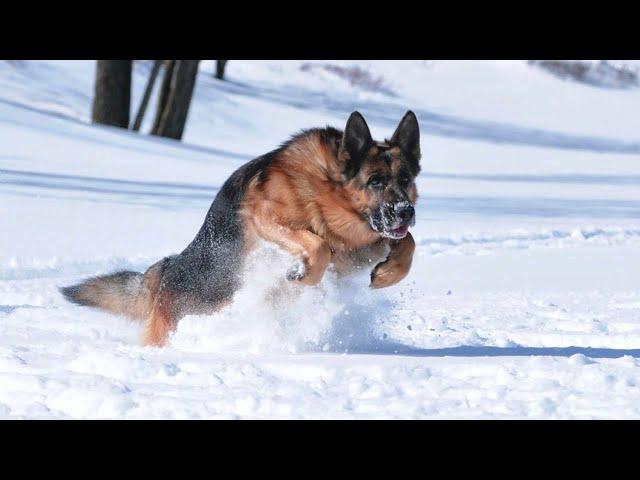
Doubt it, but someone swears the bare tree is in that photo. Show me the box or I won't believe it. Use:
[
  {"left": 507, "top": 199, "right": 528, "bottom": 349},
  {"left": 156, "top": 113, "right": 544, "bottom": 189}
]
[
  {"left": 131, "top": 60, "right": 162, "bottom": 132},
  {"left": 215, "top": 60, "right": 228, "bottom": 80},
  {"left": 151, "top": 60, "right": 176, "bottom": 135},
  {"left": 151, "top": 60, "right": 200, "bottom": 140},
  {"left": 91, "top": 60, "right": 132, "bottom": 128}
]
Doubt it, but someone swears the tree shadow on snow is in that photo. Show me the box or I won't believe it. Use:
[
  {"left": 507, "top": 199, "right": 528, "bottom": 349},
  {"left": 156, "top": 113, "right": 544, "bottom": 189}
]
[{"left": 212, "top": 78, "right": 640, "bottom": 155}]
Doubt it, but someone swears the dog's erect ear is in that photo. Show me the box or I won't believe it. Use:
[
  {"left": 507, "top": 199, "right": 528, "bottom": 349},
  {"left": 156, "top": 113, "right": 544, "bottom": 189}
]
[
  {"left": 339, "top": 111, "right": 373, "bottom": 179},
  {"left": 390, "top": 111, "right": 420, "bottom": 160}
]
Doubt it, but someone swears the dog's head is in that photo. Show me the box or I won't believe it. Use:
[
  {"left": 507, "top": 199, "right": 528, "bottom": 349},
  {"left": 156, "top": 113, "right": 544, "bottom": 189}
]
[{"left": 338, "top": 111, "right": 421, "bottom": 240}]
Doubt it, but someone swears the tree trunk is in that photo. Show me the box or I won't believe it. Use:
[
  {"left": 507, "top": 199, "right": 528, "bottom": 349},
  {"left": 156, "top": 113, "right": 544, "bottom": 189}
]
[
  {"left": 215, "top": 60, "right": 228, "bottom": 80},
  {"left": 152, "top": 60, "right": 200, "bottom": 140},
  {"left": 131, "top": 60, "right": 162, "bottom": 132},
  {"left": 151, "top": 60, "right": 176, "bottom": 135},
  {"left": 91, "top": 60, "right": 132, "bottom": 128}
]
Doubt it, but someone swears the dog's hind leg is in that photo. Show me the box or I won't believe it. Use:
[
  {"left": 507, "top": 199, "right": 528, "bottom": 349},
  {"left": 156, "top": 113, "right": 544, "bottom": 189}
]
[
  {"left": 249, "top": 202, "right": 331, "bottom": 286},
  {"left": 142, "top": 288, "right": 178, "bottom": 347},
  {"left": 136, "top": 264, "right": 179, "bottom": 347}
]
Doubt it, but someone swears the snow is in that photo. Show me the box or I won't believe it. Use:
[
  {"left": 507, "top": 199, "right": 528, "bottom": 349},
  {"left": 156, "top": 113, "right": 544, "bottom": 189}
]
[{"left": 1, "top": 60, "right": 640, "bottom": 418}]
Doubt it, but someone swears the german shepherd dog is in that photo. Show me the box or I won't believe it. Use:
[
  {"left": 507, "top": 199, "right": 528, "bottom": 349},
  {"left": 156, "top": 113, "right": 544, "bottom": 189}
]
[{"left": 62, "top": 111, "right": 421, "bottom": 346}]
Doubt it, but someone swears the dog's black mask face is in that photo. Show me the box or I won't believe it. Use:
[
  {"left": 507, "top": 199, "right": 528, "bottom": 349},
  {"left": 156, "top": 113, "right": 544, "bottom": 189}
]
[{"left": 339, "top": 111, "right": 421, "bottom": 240}]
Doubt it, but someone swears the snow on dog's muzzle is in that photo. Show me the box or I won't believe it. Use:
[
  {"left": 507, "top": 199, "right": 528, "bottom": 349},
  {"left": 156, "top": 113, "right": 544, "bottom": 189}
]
[{"left": 377, "top": 201, "right": 415, "bottom": 239}]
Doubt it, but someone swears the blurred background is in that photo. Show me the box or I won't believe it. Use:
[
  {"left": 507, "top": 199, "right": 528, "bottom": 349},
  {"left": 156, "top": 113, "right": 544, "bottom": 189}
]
[{"left": 3, "top": 60, "right": 640, "bottom": 144}]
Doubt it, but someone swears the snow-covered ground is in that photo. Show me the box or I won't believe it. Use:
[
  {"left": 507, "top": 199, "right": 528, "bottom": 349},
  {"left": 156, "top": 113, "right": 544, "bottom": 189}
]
[{"left": 1, "top": 60, "right": 640, "bottom": 419}]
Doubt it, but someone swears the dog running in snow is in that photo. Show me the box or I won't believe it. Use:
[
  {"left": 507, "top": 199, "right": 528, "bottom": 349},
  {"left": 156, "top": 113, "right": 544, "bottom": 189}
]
[{"left": 62, "top": 111, "right": 421, "bottom": 346}]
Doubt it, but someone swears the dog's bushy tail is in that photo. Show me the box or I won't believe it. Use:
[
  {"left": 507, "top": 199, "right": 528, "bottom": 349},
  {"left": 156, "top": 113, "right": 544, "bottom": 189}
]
[{"left": 60, "top": 270, "right": 151, "bottom": 321}]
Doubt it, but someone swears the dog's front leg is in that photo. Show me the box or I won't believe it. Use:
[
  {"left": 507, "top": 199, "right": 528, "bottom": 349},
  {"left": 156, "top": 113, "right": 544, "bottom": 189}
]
[
  {"left": 250, "top": 203, "right": 331, "bottom": 286},
  {"left": 370, "top": 232, "right": 415, "bottom": 289},
  {"left": 283, "top": 231, "right": 331, "bottom": 285}
]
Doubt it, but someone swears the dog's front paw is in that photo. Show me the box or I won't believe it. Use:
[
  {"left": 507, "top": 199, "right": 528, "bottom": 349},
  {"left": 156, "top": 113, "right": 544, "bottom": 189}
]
[
  {"left": 370, "top": 258, "right": 408, "bottom": 289},
  {"left": 286, "top": 262, "right": 306, "bottom": 281}
]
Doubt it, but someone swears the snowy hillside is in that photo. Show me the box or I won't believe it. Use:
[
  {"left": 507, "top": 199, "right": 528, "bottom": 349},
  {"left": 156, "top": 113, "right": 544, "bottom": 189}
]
[{"left": 1, "top": 60, "right": 640, "bottom": 419}]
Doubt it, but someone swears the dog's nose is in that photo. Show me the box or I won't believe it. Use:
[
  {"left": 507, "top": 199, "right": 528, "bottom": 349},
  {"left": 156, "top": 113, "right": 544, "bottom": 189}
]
[{"left": 396, "top": 204, "right": 415, "bottom": 224}]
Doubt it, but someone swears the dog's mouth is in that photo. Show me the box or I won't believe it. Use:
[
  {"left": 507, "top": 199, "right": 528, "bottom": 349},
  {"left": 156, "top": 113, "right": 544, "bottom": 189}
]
[
  {"left": 387, "top": 224, "right": 410, "bottom": 239},
  {"left": 379, "top": 224, "right": 410, "bottom": 239},
  {"left": 368, "top": 216, "right": 411, "bottom": 240}
]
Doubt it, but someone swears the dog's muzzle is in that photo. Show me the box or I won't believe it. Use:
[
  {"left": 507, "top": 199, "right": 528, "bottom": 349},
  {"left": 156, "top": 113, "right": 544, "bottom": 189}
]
[{"left": 369, "top": 201, "right": 415, "bottom": 239}]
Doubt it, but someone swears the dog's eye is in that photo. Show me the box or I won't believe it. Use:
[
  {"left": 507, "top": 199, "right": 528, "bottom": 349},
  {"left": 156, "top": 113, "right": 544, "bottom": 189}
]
[
  {"left": 399, "top": 176, "right": 411, "bottom": 188},
  {"left": 368, "top": 175, "right": 385, "bottom": 188}
]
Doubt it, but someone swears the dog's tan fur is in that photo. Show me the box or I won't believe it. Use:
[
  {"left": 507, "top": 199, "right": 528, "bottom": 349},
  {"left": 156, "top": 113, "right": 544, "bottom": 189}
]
[{"left": 240, "top": 129, "right": 417, "bottom": 288}]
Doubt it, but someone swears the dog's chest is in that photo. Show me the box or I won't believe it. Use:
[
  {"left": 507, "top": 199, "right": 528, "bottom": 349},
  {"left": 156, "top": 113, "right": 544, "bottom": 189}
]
[{"left": 329, "top": 240, "right": 390, "bottom": 277}]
